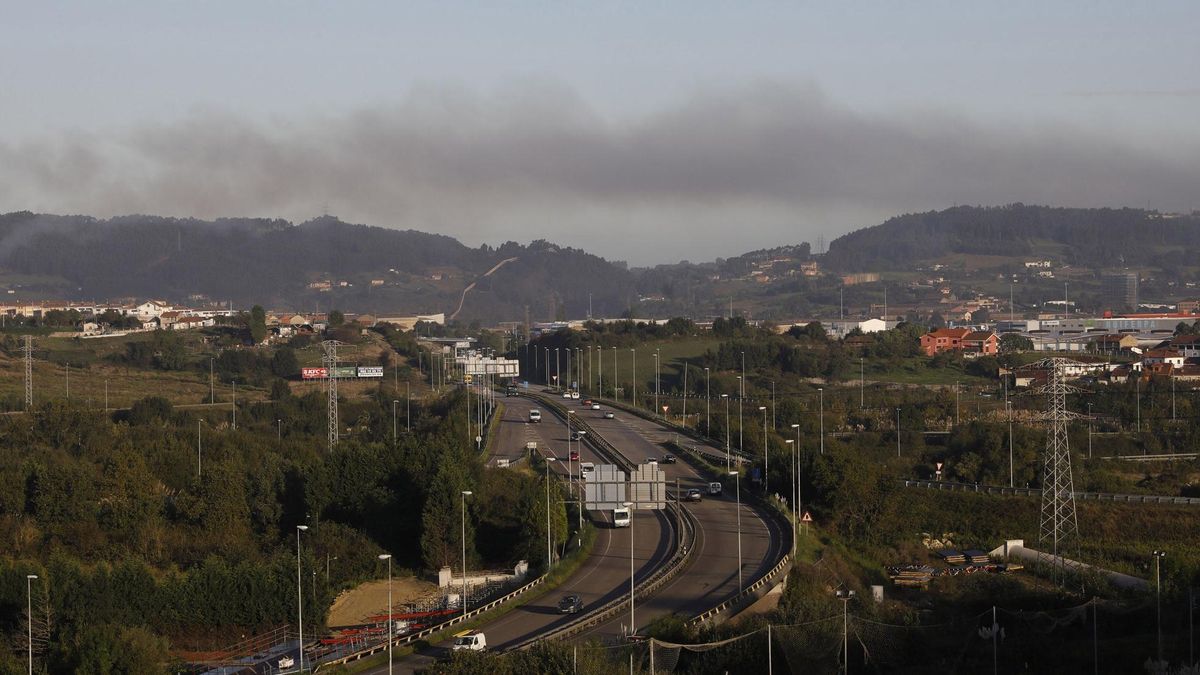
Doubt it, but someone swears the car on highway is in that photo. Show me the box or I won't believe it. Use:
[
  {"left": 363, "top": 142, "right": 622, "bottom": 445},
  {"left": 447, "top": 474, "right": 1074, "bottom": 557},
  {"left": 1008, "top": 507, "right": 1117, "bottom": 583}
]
[
  {"left": 558, "top": 594, "right": 584, "bottom": 614},
  {"left": 569, "top": 449, "right": 580, "bottom": 461},
  {"left": 590, "top": 403, "right": 601, "bottom": 410},
  {"left": 528, "top": 409, "right": 542, "bottom": 423},
  {"left": 603, "top": 411, "right": 615, "bottom": 419},
  {"left": 571, "top": 391, "right": 580, "bottom": 399},
  {"left": 582, "top": 399, "right": 593, "bottom": 406},
  {"left": 644, "top": 457, "right": 657, "bottom": 464},
  {"left": 570, "top": 430, "right": 584, "bottom": 441},
  {"left": 278, "top": 656, "right": 295, "bottom": 670},
  {"left": 684, "top": 489, "right": 703, "bottom": 502},
  {"left": 580, "top": 462, "right": 595, "bottom": 476},
  {"left": 661, "top": 455, "right": 676, "bottom": 464},
  {"left": 562, "top": 391, "right": 573, "bottom": 399},
  {"left": 708, "top": 482, "right": 723, "bottom": 496}
]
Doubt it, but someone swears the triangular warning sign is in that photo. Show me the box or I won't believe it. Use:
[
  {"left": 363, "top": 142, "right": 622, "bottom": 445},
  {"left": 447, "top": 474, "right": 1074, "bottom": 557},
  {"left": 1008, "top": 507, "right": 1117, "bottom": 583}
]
[{"left": 801, "top": 511, "right": 813, "bottom": 523}]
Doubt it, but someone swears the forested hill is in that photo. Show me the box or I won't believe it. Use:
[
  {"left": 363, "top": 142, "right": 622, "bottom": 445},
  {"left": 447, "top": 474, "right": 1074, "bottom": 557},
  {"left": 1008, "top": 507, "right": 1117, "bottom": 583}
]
[
  {"left": 0, "top": 212, "right": 636, "bottom": 321},
  {"left": 823, "top": 205, "right": 1200, "bottom": 272}
]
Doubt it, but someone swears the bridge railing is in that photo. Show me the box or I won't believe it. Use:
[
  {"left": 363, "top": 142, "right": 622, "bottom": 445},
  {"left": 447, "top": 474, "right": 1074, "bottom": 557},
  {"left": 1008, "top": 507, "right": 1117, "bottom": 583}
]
[{"left": 901, "top": 479, "right": 1200, "bottom": 505}]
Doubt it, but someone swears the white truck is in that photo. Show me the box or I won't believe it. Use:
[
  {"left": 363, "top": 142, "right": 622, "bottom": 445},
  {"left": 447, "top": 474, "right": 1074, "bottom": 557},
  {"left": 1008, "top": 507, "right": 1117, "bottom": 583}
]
[
  {"left": 451, "top": 630, "right": 487, "bottom": 651},
  {"left": 528, "top": 409, "right": 542, "bottom": 423}
]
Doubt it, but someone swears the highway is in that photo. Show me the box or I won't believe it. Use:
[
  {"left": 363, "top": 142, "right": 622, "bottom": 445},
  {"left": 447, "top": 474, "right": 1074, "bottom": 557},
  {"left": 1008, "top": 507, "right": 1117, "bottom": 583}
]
[
  {"left": 382, "top": 394, "right": 673, "bottom": 673},
  {"left": 569, "top": 401, "right": 785, "bottom": 640}
]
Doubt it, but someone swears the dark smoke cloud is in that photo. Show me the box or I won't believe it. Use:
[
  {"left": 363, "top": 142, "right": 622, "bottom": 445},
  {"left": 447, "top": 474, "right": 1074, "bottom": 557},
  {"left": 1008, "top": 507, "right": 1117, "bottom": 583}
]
[{"left": 1, "top": 83, "right": 1197, "bottom": 264}]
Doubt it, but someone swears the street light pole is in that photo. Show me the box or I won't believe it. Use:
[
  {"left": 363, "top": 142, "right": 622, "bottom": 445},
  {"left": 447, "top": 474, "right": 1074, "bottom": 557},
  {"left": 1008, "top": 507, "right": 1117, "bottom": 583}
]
[
  {"left": 296, "top": 525, "right": 308, "bottom": 673},
  {"left": 378, "top": 554, "right": 393, "bottom": 675},
  {"left": 759, "top": 406, "right": 768, "bottom": 495},
  {"left": 545, "top": 460, "right": 555, "bottom": 570},
  {"left": 792, "top": 423, "right": 801, "bottom": 544},
  {"left": 722, "top": 394, "right": 731, "bottom": 471},
  {"left": 1154, "top": 550, "right": 1166, "bottom": 663},
  {"left": 896, "top": 408, "right": 901, "bottom": 458},
  {"left": 705, "top": 367, "right": 711, "bottom": 436},
  {"left": 197, "top": 420, "right": 203, "bottom": 479},
  {"left": 462, "top": 491, "right": 473, "bottom": 615},
  {"left": 613, "top": 347, "right": 617, "bottom": 400},
  {"left": 860, "top": 357, "right": 865, "bottom": 408},
  {"left": 818, "top": 388, "right": 825, "bottom": 454},
  {"left": 26, "top": 574, "right": 37, "bottom": 675},
  {"left": 631, "top": 349, "right": 637, "bottom": 408},
  {"left": 730, "top": 471, "right": 743, "bottom": 589},
  {"left": 407, "top": 381, "right": 411, "bottom": 433},
  {"left": 837, "top": 589, "right": 856, "bottom": 674},
  {"left": 737, "top": 375, "right": 743, "bottom": 453},
  {"left": 392, "top": 400, "right": 398, "bottom": 445},
  {"left": 654, "top": 350, "right": 660, "bottom": 418},
  {"left": 786, "top": 439, "right": 795, "bottom": 556},
  {"left": 624, "top": 500, "right": 636, "bottom": 636},
  {"left": 1088, "top": 402, "right": 1093, "bottom": 459}
]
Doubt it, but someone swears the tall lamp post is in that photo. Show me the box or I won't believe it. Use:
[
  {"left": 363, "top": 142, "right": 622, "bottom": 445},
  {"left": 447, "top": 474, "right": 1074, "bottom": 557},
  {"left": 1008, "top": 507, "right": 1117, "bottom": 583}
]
[
  {"left": 837, "top": 589, "right": 857, "bottom": 674},
  {"left": 378, "top": 554, "right": 393, "bottom": 675},
  {"left": 26, "top": 574, "right": 37, "bottom": 675},
  {"left": 785, "top": 439, "right": 795, "bottom": 555},
  {"left": 296, "top": 525, "right": 308, "bottom": 673},
  {"left": 896, "top": 408, "right": 902, "bottom": 458},
  {"left": 730, "top": 471, "right": 743, "bottom": 589},
  {"left": 737, "top": 375, "right": 744, "bottom": 452},
  {"left": 612, "top": 347, "right": 617, "bottom": 401},
  {"left": 818, "top": 388, "right": 825, "bottom": 454},
  {"left": 653, "top": 350, "right": 660, "bottom": 417},
  {"left": 544, "top": 459, "right": 556, "bottom": 570},
  {"left": 791, "top": 423, "right": 801, "bottom": 547},
  {"left": 721, "top": 394, "right": 731, "bottom": 471},
  {"left": 759, "top": 406, "right": 768, "bottom": 494},
  {"left": 623, "top": 500, "right": 636, "bottom": 636},
  {"left": 1087, "top": 402, "right": 1093, "bottom": 459},
  {"left": 1154, "top": 550, "right": 1167, "bottom": 663},
  {"left": 630, "top": 348, "right": 637, "bottom": 408},
  {"left": 461, "top": 491, "right": 473, "bottom": 615},
  {"left": 704, "top": 367, "right": 711, "bottom": 437},
  {"left": 392, "top": 400, "right": 399, "bottom": 445}
]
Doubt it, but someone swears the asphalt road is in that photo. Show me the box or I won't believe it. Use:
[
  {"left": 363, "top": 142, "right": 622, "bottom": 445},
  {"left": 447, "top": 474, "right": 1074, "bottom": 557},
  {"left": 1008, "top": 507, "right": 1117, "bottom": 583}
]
[
  {"left": 569, "top": 401, "right": 785, "bottom": 640},
  {"left": 381, "top": 394, "right": 673, "bottom": 673}
]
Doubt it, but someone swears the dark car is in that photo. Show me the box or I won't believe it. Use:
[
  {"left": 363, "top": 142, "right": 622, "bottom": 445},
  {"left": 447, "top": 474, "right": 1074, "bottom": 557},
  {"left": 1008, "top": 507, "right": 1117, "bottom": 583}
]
[
  {"left": 570, "top": 430, "right": 584, "bottom": 441},
  {"left": 661, "top": 455, "right": 677, "bottom": 464},
  {"left": 569, "top": 449, "right": 580, "bottom": 461},
  {"left": 558, "top": 594, "right": 583, "bottom": 614}
]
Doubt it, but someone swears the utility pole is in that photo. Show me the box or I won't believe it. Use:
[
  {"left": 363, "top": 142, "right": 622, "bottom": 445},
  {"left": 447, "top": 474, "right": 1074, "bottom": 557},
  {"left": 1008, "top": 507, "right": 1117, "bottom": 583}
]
[
  {"left": 682, "top": 360, "right": 688, "bottom": 425},
  {"left": 1038, "top": 358, "right": 1080, "bottom": 584},
  {"left": 323, "top": 340, "right": 343, "bottom": 451}
]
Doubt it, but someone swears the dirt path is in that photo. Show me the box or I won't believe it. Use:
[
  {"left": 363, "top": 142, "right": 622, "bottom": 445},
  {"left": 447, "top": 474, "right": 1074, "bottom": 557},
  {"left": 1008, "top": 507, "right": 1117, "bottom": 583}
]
[{"left": 326, "top": 577, "right": 442, "bottom": 627}]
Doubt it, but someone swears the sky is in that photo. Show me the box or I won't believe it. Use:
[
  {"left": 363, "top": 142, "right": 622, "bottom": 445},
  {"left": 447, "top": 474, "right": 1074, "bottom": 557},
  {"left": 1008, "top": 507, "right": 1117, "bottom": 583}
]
[{"left": 1, "top": 1, "right": 1198, "bottom": 265}]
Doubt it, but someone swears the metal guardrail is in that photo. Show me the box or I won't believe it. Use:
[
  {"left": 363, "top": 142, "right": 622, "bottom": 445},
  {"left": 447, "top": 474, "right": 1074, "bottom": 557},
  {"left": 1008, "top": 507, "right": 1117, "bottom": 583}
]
[
  {"left": 1101, "top": 452, "right": 1199, "bottom": 462},
  {"left": 902, "top": 479, "right": 1200, "bottom": 505},
  {"left": 313, "top": 575, "right": 546, "bottom": 671},
  {"left": 690, "top": 552, "right": 792, "bottom": 627}
]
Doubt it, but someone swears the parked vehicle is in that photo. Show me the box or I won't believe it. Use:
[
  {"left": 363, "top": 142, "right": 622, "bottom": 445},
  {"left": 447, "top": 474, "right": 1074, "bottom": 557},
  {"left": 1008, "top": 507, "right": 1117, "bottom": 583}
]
[
  {"left": 661, "top": 455, "right": 676, "bottom": 464},
  {"left": 612, "top": 507, "right": 631, "bottom": 527},
  {"left": 558, "top": 594, "right": 584, "bottom": 614},
  {"left": 708, "top": 482, "right": 723, "bottom": 496},
  {"left": 685, "top": 489, "right": 703, "bottom": 502},
  {"left": 528, "top": 409, "right": 542, "bottom": 423},
  {"left": 452, "top": 630, "right": 487, "bottom": 651}
]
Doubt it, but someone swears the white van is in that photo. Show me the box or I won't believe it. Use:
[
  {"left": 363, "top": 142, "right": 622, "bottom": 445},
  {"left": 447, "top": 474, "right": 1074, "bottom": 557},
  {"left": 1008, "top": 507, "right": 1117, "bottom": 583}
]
[
  {"left": 528, "top": 409, "right": 542, "bottom": 423},
  {"left": 580, "top": 462, "right": 595, "bottom": 477},
  {"left": 612, "top": 507, "right": 631, "bottom": 528},
  {"left": 452, "top": 630, "right": 487, "bottom": 651}
]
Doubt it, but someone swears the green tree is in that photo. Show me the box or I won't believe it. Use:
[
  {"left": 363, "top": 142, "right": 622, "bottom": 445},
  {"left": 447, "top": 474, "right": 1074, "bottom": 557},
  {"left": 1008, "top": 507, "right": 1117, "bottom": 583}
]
[
  {"left": 328, "top": 309, "right": 345, "bottom": 327},
  {"left": 249, "top": 305, "right": 268, "bottom": 344},
  {"left": 999, "top": 333, "right": 1033, "bottom": 354}
]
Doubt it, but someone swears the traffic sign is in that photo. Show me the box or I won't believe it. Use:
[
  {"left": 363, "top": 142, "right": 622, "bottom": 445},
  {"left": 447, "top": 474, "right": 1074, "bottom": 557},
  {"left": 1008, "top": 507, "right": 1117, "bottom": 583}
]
[{"left": 801, "top": 511, "right": 813, "bottom": 523}]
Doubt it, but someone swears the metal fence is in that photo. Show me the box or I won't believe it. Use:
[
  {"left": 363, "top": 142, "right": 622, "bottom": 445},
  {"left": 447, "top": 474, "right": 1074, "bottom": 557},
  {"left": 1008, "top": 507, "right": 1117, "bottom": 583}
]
[{"left": 901, "top": 479, "right": 1200, "bottom": 505}]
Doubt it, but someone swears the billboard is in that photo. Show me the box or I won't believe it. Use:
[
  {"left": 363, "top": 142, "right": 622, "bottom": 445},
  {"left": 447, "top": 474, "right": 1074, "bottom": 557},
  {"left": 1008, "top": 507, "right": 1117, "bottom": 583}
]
[
  {"left": 331, "top": 366, "right": 358, "bottom": 378},
  {"left": 630, "top": 464, "right": 667, "bottom": 510},
  {"left": 301, "top": 367, "right": 328, "bottom": 380},
  {"left": 357, "top": 366, "right": 384, "bottom": 378}
]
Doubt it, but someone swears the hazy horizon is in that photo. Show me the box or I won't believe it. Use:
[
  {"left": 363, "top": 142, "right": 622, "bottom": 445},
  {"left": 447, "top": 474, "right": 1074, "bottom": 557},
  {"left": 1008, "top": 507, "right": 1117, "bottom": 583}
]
[{"left": 2, "top": 2, "right": 1198, "bottom": 265}]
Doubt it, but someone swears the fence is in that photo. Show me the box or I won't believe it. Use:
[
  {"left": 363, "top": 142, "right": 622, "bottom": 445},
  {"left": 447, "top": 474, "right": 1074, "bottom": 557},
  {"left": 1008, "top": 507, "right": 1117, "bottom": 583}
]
[{"left": 902, "top": 479, "right": 1200, "bottom": 505}]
